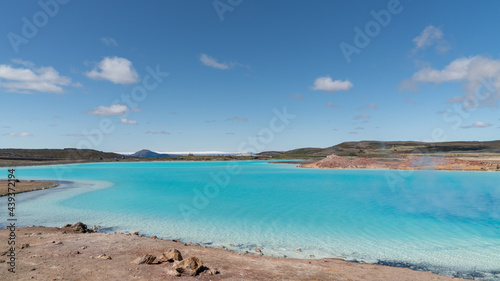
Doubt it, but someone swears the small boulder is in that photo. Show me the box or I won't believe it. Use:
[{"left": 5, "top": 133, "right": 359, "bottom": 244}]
[
  {"left": 208, "top": 268, "right": 219, "bottom": 275},
  {"left": 151, "top": 235, "right": 157, "bottom": 239},
  {"left": 296, "top": 248, "right": 302, "bottom": 252},
  {"left": 97, "top": 254, "right": 112, "bottom": 260},
  {"left": 70, "top": 222, "right": 88, "bottom": 233},
  {"left": 131, "top": 254, "right": 156, "bottom": 264},
  {"left": 166, "top": 269, "right": 181, "bottom": 277},
  {"left": 254, "top": 248, "right": 261, "bottom": 253},
  {"left": 21, "top": 244, "right": 30, "bottom": 249},
  {"left": 133, "top": 231, "right": 139, "bottom": 236},
  {"left": 173, "top": 256, "right": 203, "bottom": 276},
  {"left": 157, "top": 249, "right": 183, "bottom": 263}
]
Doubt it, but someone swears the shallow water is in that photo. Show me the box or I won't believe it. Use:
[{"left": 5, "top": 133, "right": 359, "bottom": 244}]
[{"left": 2, "top": 161, "right": 500, "bottom": 280}]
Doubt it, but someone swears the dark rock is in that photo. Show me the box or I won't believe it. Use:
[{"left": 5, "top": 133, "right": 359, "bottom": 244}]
[{"left": 67, "top": 222, "right": 88, "bottom": 233}]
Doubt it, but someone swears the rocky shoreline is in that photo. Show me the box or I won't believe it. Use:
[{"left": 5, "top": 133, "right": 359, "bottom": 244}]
[
  {"left": 301, "top": 154, "right": 500, "bottom": 171},
  {"left": 0, "top": 222, "right": 466, "bottom": 280}
]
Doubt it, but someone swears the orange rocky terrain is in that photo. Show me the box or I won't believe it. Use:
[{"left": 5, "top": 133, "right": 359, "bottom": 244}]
[{"left": 301, "top": 154, "right": 500, "bottom": 171}]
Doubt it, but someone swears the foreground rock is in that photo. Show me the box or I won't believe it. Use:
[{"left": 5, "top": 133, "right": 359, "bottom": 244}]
[
  {"left": 63, "top": 222, "right": 94, "bottom": 233},
  {"left": 158, "top": 248, "right": 183, "bottom": 262},
  {"left": 173, "top": 256, "right": 203, "bottom": 276},
  {"left": 132, "top": 255, "right": 156, "bottom": 264},
  {"left": 0, "top": 225, "right": 465, "bottom": 280}
]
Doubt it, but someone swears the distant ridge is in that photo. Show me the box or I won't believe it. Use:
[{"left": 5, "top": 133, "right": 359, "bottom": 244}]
[
  {"left": 258, "top": 140, "right": 500, "bottom": 157},
  {"left": 130, "top": 149, "right": 177, "bottom": 158}
]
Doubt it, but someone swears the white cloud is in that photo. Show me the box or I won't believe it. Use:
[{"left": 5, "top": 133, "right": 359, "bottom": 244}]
[
  {"left": 460, "top": 121, "right": 492, "bottom": 129},
  {"left": 446, "top": 96, "right": 465, "bottom": 103},
  {"left": 88, "top": 104, "right": 128, "bottom": 116},
  {"left": 226, "top": 116, "right": 248, "bottom": 122},
  {"left": 401, "top": 56, "right": 500, "bottom": 105},
  {"left": 3, "top": 132, "right": 33, "bottom": 137},
  {"left": 101, "top": 37, "right": 118, "bottom": 47},
  {"left": 311, "top": 76, "right": 353, "bottom": 93},
  {"left": 413, "top": 25, "right": 449, "bottom": 53},
  {"left": 11, "top": 58, "right": 35, "bottom": 68},
  {"left": 359, "top": 102, "right": 377, "bottom": 110},
  {"left": 199, "top": 54, "right": 249, "bottom": 70},
  {"left": 353, "top": 114, "right": 371, "bottom": 120},
  {"left": 288, "top": 93, "right": 305, "bottom": 102},
  {"left": 326, "top": 102, "right": 342, "bottom": 109},
  {"left": 406, "top": 99, "right": 423, "bottom": 105},
  {"left": 121, "top": 118, "right": 137, "bottom": 125},
  {"left": 409, "top": 57, "right": 472, "bottom": 84},
  {"left": 200, "top": 54, "right": 229, "bottom": 70},
  {"left": 85, "top": 57, "right": 139, "bottom": 84},
  {"left": 64, "top": 133, "right": 98, "bottom": 137},
  {"left": 0, "top": 63, "right": 73, "bottom": 94},
  {"left": 146, "top": 131, "right": 170, "bottom": 135}
]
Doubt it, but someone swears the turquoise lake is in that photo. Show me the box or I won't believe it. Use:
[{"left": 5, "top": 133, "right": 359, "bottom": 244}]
[{"left": 2, "top": 161, "right": 500, "bottom": 280}]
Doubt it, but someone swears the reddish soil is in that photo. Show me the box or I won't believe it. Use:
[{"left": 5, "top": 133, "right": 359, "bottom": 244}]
[{"left": 302, "top": 154, "right": 500, "bottom": 171}]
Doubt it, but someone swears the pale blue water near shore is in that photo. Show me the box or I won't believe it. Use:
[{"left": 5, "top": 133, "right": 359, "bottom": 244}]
[{"left": 2, "top": 161, "right": 500, "bottom": 280}]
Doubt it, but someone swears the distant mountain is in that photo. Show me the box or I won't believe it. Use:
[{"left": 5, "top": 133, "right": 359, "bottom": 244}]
[{"left": 130, "top": 149, "right": 177, "bottom": 158}]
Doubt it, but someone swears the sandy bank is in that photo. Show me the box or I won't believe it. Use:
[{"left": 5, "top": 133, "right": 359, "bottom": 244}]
[{"left": 0, "top": 180, "right": 59, "bottom": 197}]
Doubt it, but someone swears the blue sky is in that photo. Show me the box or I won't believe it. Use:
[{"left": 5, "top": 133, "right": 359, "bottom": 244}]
[{"left": 1, "top": 0, "right": 500, "bottom": 153}]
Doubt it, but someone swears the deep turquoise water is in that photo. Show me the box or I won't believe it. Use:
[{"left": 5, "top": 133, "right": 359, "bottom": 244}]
[{"left": 2, "top": 161, "right": 500, "bottom": 280}]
